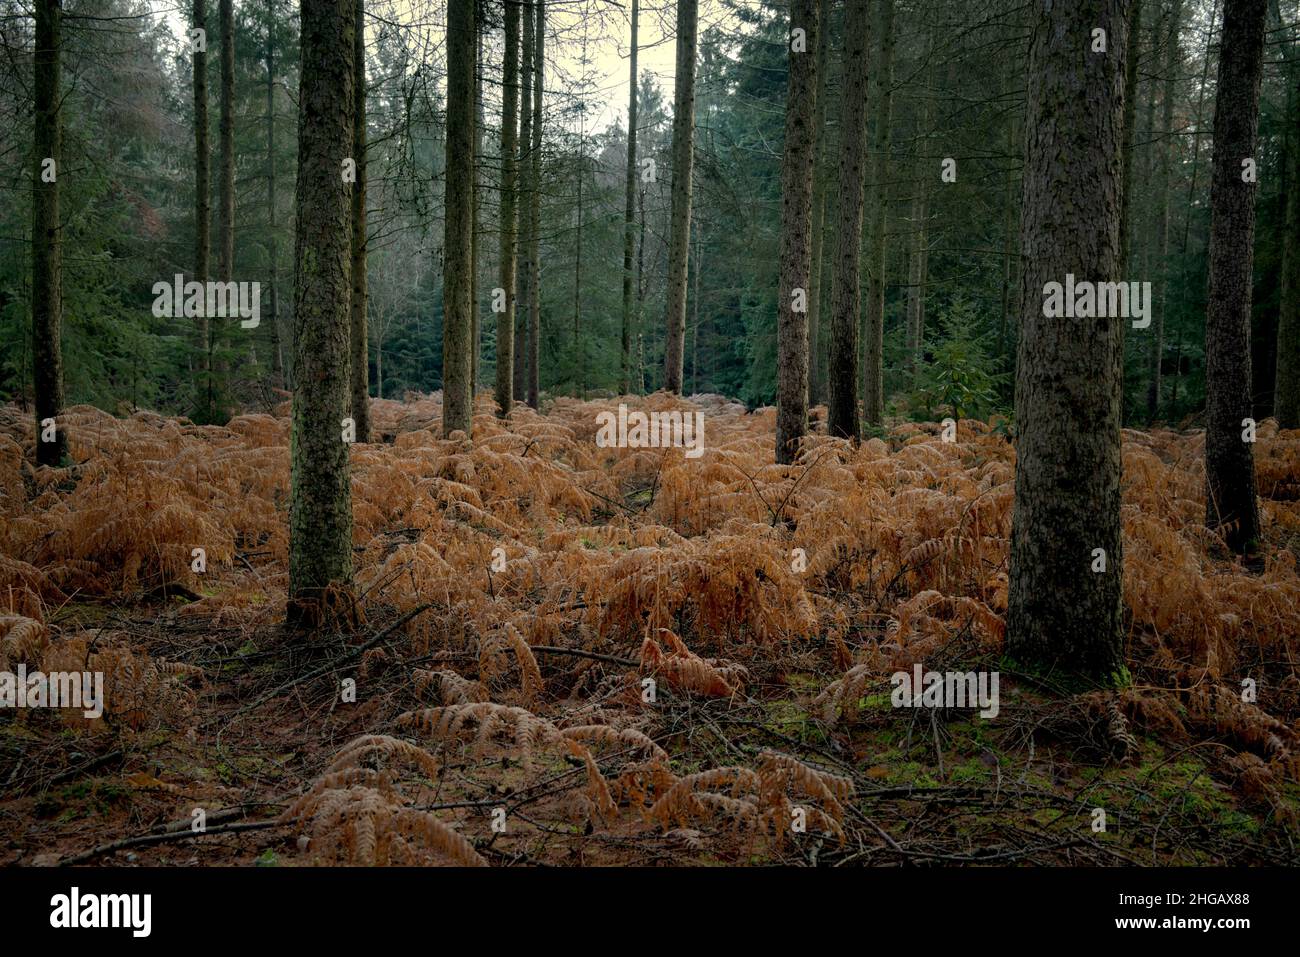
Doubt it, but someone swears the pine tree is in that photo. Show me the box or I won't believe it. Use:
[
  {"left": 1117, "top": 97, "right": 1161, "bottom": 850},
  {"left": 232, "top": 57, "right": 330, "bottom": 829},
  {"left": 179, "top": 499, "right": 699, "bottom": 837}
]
[
  {"left": 496, "top": 0, "right": 521, "bottom": 417},
  {"left": 32, "top": 0, "right": 65, "bottom": 467},
  {"left": 1204, "top": 0, "right": 1267, "bottom": 553},
  {"left": 1006, "top": 0, "right": 1131, "bottom": 682},
  {"left": 443, "top": 0, "right": 476, "bottom": 436},
  {"left": 288, "top": 0, "right": 357, "bottom": 615},
  {"left": 350, "top": 0, "right": 371, "bottom": 442},
  {"left": 663, "top": 0, "right": 698, "bottom": 394},
  {"left": 775, "top": 0, "right": 820, "bottom": 464},
  {"left": 827, "top": 0, "right": 869, "bottom": 440}
]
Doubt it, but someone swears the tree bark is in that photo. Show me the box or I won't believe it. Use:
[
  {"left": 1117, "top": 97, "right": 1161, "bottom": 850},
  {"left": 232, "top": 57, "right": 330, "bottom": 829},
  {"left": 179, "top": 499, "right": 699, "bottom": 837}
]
[
  {"left": 775, "top": 0, "right": 820, "bottom": 464},
  {"left": 663, "top": 0, "right": 698, "bottom": 394},
  {"left": 289, "top": 0, "right": 356, "bottom": 607},
  {"left": 1006, "top": 0, "right": 1130, "bottom": 683},
  {"left": 862, "top": 0, "right": 895, "bottom": 428},
  {"left": 442, "top": 0, "right": 475, "bottom": 436},
  {"left": 32, "top": 0, "right": 65, "bottom": 467},
  {"left": 217, "top": 0, "right": 235, "bottom": 384},
  {"left": 527, "top": 2, "right": 544, "bottom": 408},
  {"left": 496, "top": 0, "right": 521, "bottom": 417},
  {"left": 349, "top": 0, "right": 370, "bottom": 442},
  {"left": 1147, "top": 0, "right": 1183, "bottom": 423},
  {"left": 1275, "top": 17, "right": 1300, "bottom": 428},
  {"left": 515, "top": 0, "right": 534, "bottom": 406},
  {"left": 806, "top": 0, "right": 830, "bottom": 409},
  {"left": 827, "top": 0, "right": 868, "bottom": 441},
  {"left": 194, "top": 0, "right": 211, "bottom": 417},
  {"left": 1204, "top": 0, "right": 1266, "bottom": 552},
  {"left": 1118, "top": 0, "right": 1143, "bottom": 274},
  {"left": 620, "top": 0, "right": 640, "bottom": 395},
  {"left": 471, "top": 21, "right": 483, "bottom": 394},
  {"left": 265, "top": 3, "right": 284, "bottom": 388}
]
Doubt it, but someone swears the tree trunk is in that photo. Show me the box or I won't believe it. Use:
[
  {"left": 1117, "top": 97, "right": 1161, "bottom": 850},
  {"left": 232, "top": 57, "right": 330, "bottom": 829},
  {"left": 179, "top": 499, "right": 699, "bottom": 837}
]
[
  {"left": 620, "top": 0, "right": 639, "bottom": 395},
  {"left": 1275, "top": 19, "right": 1300, "bottom": 428},
  {"left": 692, "top": 224, "right": 703, "bottom": 393},
  {"left": 1204, "top": 0, "right": 1266, "bottom": 553},
  {"left": 471, "top": 21, "right": 483, "bottom": 394},
  {"left": 905, "top": 184, "right": 928, "bottom": 374},
  {"left": 1118, "top": 0, "right": 1143, "bottom": 274},
  {"left": 663, "top": 0, "right": 698, "bottom": 394},
  {"left": 349, "top": 0, "right": 370, "bottom": 442},
  {"left": 775, "top": 0, "right": 820, "bottom": 464},
  {"left": 827, "top": 0, "right": 868, "bottom": 441},
  {"left": 496, "top": 0, "right": 521, "bottom": 417},
  {"left": 806, "top": 0, "right": 830, "bottom": 409},
  {"left": 32, "top": 0, "right": 65, "bottom": 467},
  {"left": 515, "top": 0, "right": 534, "bottom": 406},
  {"left": 265, "top": 7, "right": 284, "bottom": 389},
  {"left": 442, "top": 0, "right": 475, "bottom": 436},
  {"left": 636, "top": 184, "right": 648, "bottom": 393},
  {"left": 217, "top": 0, "right": 235, "bottom": 386},
  {"left": 288, "top": 0, "right": 356, "bottom": 610},
  {"left": 1006, "top": 0, "right": 1130, "bottom": 683},
  {"left": 194, "top": 0, "right": 211, "bottom": 418},
  {"left": 527, "top": 2, "right": 544, "bottom": 409},
  {"left": 1147, "top": 0, "right": 1183, "bottom": 423},
  {"left": 862, "top": 0, "right": 895, "bottom": 428}
]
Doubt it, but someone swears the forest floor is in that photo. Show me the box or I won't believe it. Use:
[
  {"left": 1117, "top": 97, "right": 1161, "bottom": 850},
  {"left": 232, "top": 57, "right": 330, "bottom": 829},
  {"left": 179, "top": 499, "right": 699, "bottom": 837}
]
[{"left": 1, "top": 393, "right": 1298, "bottom": 866}]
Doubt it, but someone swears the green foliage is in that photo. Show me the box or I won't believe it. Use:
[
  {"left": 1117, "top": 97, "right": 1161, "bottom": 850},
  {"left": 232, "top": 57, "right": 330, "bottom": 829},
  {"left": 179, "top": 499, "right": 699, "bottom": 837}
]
[{"left": 909, "top": 296, "right": 1008, "bottom": 421}]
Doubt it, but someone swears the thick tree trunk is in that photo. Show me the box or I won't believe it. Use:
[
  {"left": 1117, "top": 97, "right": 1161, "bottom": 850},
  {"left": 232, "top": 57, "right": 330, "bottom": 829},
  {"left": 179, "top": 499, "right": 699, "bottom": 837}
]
[
  {"left": 663, "top": 0, "right": 698, "bottom": 394},
  {"left": 515, "top": 0, "right": 534, "bottom": 406},
  {"left": 862, "top": 0, "right": 894, "bottom": 428},
  {"left": 1147, "top": 0, "right": 1183, "bottom": 423},
  {"left": 442, "top": 0, "right": 475, "bottom": 436},
  {"left": 194, "top": 0, "right": 211, "bottom": 416},
  {"left": 775, "top": 0, "right": 820, "bottom": 464},
  {"left": 806, "top": 0, "right": 830, "bottom": 409},
  {"left": 827, "top": 0, "right": 868, "bottom": 441},
  {"left": 620, "top": 0, "right": 639, "bottom": 396},
  {"left": 1204, "top": 0, "right": 1266, "bottom": 552},
  {"left": 496, "top": 0, "right": 521, "bottom": 417},
  {"left": 349, "top": 0, "right": 370, "bottom": 442},
  {"left": 1006, "top": 0, "right": 1130, "bottom": 683},
  {"left": 527, "top": 2, "right": 544, "bottom": 408},
  {"left": 32, "top": 0, "right": 65, "bottom": 467},
  {"left": 288, "top": 0, "right": 356, "bottom": 608}
]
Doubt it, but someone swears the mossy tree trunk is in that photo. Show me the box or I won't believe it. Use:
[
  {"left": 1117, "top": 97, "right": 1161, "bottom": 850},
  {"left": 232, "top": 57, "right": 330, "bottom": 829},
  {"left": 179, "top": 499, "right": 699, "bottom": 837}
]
[
  {"left": 442, "top": 0, "right": 475, "bottom": 436},
  {"left": 1006, "top": 0, "right": 1130, "bottom": 683},
  {"left": 288, "top": 0, "right": 356, "bottom": 612},
  {"left": 827, "top": 0, "right": 869, "bottom": 441}
]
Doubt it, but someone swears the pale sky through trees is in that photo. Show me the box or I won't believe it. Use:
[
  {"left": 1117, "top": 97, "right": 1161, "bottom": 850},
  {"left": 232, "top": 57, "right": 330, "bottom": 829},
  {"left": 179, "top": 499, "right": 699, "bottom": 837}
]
[{"left": 154, "top": 0, "right": 740, "bottom": 134}]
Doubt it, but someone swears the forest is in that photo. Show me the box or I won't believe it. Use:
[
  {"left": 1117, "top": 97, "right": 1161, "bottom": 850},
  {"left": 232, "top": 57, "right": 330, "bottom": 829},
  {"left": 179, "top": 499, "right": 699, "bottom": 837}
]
[{"left": 0, "top": 0, "right": 1298, "bottom": 874}]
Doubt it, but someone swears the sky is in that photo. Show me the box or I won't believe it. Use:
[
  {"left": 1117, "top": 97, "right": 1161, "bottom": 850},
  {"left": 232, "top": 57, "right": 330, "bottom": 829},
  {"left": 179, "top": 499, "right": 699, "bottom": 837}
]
[{"left": 152, "top": 0, "right": 741, "bottom": 136}]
